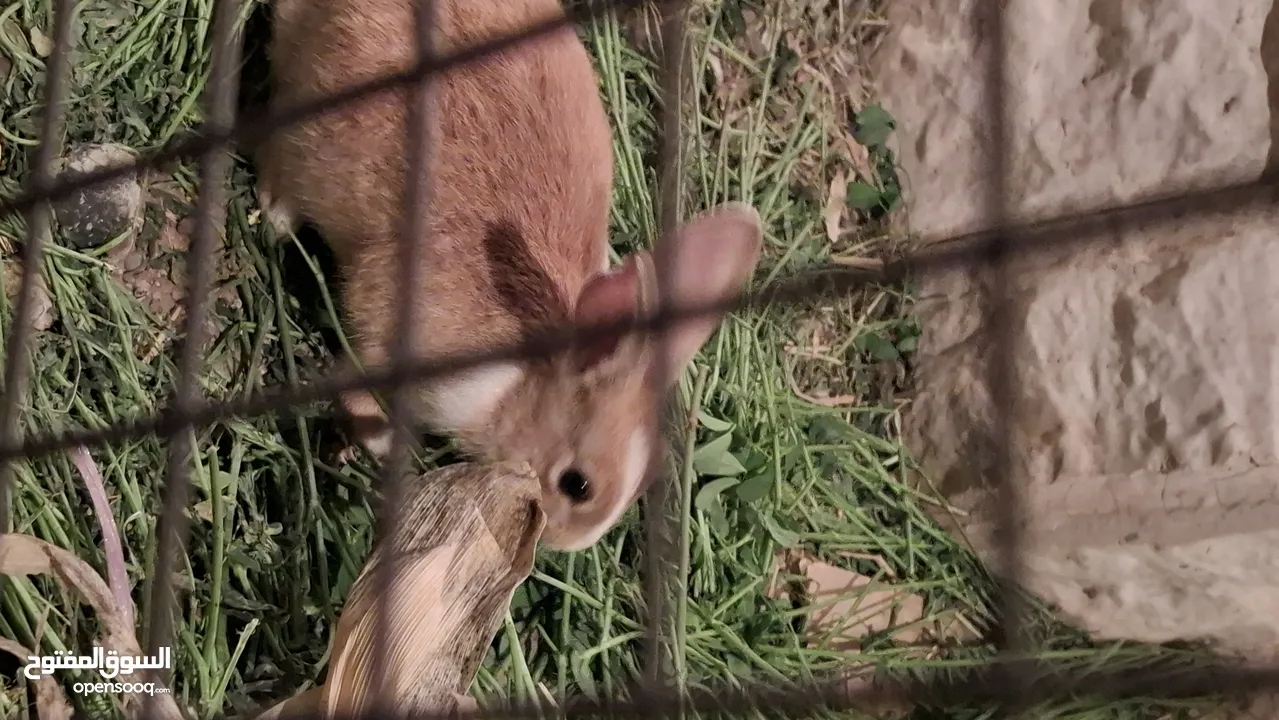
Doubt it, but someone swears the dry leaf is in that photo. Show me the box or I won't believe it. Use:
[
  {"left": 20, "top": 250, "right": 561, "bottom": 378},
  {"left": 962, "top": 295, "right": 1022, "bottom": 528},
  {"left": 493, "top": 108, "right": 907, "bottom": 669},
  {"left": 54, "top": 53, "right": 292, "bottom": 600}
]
[
  {"left": 706, "top": 52, "right": 725, "bottom": 96},
  {"left": 192, "top": 499, "right": 219, "bottom": 525},
  {"left": 159, "top": 210, "right": 188, "bottom": 253},
  {"left": 0, "top": 534, "right": 183, "bottom": 720},
  {"left": 801, "top": 556, "right": 926, "bottom": 648},
  {"left": 0, "top": 535, "right": 118, "bottom": 627},
  {"left": 740, "top": 7, "right": 768, "bottom": 56},
  {"left": 0, "top": 637, "right": 73, "bottom": 720},
  {"left": 823, "top": 171, "right": 847, "bottom": 244},
  {"left": 840, "top": 131, "right": 874, "bottom": 183},
  {"left": 767, "top": 550, "right": 920, "bottom": 718},
  {"left": 2, "top": 259, "right": 56, "bottom": 332},
  {"left": 254, "top": 461, "right": 545, "bottom": 720},
  {"left": 770, "top": 551, "right": 927, "bottom": 650},
  {"left": 29, "top": 28, "right": 52, "bottom": 57}
]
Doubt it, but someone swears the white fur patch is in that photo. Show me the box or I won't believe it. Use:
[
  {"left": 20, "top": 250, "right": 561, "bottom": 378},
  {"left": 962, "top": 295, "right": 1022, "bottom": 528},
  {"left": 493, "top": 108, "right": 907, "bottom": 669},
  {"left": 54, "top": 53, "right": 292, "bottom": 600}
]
[
  {"left": 362, "top": 427, "right": 395, "bottom": 459},
  {"left": 621, "top": 429, "right": 652, "bottom": 506},
  {"left": 425, "top": 362, "right": 524, "bottom": 432},
  {"left": 257, "top": 186, "right": 299, "bottom": 236}
]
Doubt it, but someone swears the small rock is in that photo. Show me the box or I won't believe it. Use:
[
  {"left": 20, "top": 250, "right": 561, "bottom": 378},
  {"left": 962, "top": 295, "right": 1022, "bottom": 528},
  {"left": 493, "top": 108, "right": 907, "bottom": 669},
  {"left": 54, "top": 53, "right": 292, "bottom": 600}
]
[{"left": 52, "top": 144, "right": 144, "bottom": 251}]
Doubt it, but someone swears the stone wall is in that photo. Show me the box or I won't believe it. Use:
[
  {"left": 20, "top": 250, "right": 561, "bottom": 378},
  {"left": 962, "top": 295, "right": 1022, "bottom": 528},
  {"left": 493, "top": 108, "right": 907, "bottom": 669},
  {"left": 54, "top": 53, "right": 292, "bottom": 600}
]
[{"left": 873, "top": 0, "right": 1279, "bottom": 661}]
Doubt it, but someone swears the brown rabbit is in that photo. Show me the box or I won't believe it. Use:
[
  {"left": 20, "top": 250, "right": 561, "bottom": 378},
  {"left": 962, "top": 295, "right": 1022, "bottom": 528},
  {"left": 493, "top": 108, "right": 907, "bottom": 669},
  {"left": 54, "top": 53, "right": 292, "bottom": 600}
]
[{"left": 258, "top": 0, "right": 764, "bottom": 551}]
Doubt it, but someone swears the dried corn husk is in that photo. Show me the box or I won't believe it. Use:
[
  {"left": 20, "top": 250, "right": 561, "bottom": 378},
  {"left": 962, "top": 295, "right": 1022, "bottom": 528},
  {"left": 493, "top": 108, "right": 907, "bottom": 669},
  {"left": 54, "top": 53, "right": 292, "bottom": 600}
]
[
  {"left": 255, "top": 461, "right": 545, "bottom": 720},
  {"left": 0, "top": 533, "right": 184, "bottom": 720}
]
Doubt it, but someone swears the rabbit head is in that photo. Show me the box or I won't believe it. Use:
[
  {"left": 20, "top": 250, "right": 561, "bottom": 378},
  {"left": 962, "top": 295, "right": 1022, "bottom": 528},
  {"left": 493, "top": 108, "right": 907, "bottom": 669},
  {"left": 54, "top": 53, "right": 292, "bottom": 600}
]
[{"left": 459, "top": 202, "right": 764, "bottom": 551}]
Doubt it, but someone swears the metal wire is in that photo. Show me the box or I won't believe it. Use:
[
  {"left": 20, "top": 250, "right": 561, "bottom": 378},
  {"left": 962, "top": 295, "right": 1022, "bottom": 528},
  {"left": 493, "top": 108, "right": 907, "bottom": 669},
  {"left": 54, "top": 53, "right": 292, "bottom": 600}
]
[
  {"left": 370, "top": 0, "right": 440, "bottom": 710},
  {"left": 978, "top": 0, "right": 1032, "bottom": 715},
  {"left": 0, "top": 0, "right": 667, "bottom": 224},
  {"left": 226, "top": 655, "right": 1279, "bottom": 720},
  {"left": 5, "top": 0, "right": 1279, "bottom": 716},
  {"left": 0, "top": 0, "right": 75, "bottom": 601},
  {"left": 4, "top": 174, "right": 1273, "bottom": 469},
  {"left": 143, "top": 7, "right": 242, "bottom": 711},
  {"left": 640, "top": 0, "right": 689, "bottom": 694}
]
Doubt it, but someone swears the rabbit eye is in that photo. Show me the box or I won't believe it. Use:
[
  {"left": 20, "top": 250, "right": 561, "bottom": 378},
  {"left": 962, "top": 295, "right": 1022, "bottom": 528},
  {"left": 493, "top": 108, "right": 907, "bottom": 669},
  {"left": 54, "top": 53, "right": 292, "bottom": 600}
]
[{"left": 557, "top": 468, "right": 592, "bottom": 504}]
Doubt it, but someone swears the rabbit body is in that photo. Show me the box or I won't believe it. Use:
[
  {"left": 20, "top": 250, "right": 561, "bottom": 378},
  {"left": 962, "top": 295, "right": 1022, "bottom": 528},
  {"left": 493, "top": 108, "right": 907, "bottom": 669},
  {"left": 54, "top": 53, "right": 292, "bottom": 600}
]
[{"left": 261, "top": 0, "right": 764, "bottom": 551}]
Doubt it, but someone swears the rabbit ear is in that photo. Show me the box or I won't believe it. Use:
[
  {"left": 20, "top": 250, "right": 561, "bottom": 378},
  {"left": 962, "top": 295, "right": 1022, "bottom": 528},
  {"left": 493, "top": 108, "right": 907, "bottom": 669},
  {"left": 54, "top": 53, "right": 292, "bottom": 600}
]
[
  {"left": 571, "top": 253, "right": 651, "bottom": 372},
  {"left": 649, "top": 202, "right": 763, "bottom": 383}
]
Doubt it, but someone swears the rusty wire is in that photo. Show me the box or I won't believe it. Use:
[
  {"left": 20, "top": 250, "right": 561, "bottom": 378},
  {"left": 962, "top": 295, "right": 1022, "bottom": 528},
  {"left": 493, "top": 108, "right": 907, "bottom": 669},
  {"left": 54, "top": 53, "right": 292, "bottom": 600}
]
[
  {"left": 367, "top": 0, "right": 441, "bottom": 709},
  {"left": 0, "top": 0, "right": 662, "bottom": 224},
  {"left": 639, "top": 0, "right": 690, "bottom": 694},
  {"left": 144, "top": 4, "right": 243, "bottom": 713},
  {"left": 221, "top": 655, "right": 1279, "bottom": 720},
  {"left": 3, "top": 173, "right": 1275, "bottom": 469},
  {"left": 4, "top": 0, "right": 1279, "bottom": 716},
  {"left": 976, "top": 0, "right": 1032, "bottom": 715},
  {"left": 0, "top": 0, "right": 75, "bottom": 608}
]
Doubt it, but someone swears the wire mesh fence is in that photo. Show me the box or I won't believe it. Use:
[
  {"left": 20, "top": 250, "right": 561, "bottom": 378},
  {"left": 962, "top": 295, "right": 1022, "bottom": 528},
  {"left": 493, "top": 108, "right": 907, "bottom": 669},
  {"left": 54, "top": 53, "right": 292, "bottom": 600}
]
[{"left": 2, "top": 0, "right": 1278, "bottom": 717}]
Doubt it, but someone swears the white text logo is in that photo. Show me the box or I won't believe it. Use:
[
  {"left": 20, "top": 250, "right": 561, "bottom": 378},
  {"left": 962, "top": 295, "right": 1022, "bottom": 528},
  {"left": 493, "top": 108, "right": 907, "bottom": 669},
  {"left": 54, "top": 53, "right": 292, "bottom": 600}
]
[{"left": 23, "top": 647, "right": 171, "bottom": 681}]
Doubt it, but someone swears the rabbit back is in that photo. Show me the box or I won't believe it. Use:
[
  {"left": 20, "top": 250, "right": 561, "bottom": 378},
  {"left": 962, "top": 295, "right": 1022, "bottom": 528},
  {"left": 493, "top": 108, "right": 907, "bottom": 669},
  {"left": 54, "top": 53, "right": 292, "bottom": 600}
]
[{"left": 264, "top": 0, "right": 614, "bottom": 369}]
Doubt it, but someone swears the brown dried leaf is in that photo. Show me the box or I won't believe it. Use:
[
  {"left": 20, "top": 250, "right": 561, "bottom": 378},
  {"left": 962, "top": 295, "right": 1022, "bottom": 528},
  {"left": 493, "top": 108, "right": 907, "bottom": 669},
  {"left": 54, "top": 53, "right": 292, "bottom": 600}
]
[
  {"left": 801, "top": 556, "right": 926, "bottom": 648},
  {"left": 740, "top": 7, "right": 768, "bottom": 56},
  {"left": 2, "top": 258, "right": 56, "bottom": 332},
  {"left": 0, "top": 637, "right": 73, "bottom": 720},
  {"left": 28, "top": 27, "right": 52, "bottom": 57},
  {"left": 823, "top": 171, "right": 847, "bottom": 244},
  {"left": 840, "top": 131, "right": 874, "bottom": 184},
  {"left": 706, "top": 51, "right": 725, "bottom": 97},
  {"left": 192, "top": 500, "right": 214, "bottom": 524},
  {"left": 766, "top": 551, "right": 917, "bottom": 718},
  {"left": 0, "top": 534, "right": 183, "bottom": 720},
  {"left": 0, "top": 535, "right": 117, "bottom": 623},
  {"left": 158, "top": 211, "right": 188, "bottom": 253},
  {"left": 253, "top": 462, "right": 545, "bottom": 720},
  {"left": 770, "top": 551, "right": 929, "bottom": 650},
  {"left": 707, "top": 50, "right": 751, "bottom": 113}
]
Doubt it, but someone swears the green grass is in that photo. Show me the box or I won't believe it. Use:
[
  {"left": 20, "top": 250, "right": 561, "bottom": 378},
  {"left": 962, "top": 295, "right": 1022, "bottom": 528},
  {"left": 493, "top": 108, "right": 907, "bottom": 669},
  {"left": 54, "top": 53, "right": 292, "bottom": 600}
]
[{"left": 0, "top": 0, "right": 1233, "bottom": 718}]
